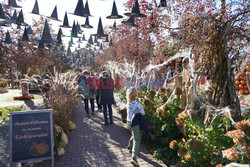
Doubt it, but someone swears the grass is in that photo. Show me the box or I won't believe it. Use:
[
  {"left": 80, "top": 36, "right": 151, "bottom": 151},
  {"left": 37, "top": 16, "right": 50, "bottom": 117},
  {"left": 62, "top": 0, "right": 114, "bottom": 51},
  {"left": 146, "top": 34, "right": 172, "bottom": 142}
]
[
  {"left": 0, "top": 106, "right": 23, "bottom": 120},
  {"left": 4, "top": 94, "right": 43, "bottom": 102}
]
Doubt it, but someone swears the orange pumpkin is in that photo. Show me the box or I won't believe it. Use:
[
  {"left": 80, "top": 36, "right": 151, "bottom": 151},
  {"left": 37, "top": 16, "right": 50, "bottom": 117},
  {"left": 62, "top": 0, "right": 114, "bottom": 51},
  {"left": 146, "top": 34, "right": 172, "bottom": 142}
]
[
  {"left": 239, "top": 89, "right": 244, "bottom": 94},
  {"left": 239, "top": 76, "right": 243, "bottom": 80},
  {"left": 244, "top": 90, "right": 249, "bottom": 94},
  {"left": 236, "top": 80, "right": 240, "bottom": 84},
  {"left": 240, "top": 80, "right": 245, "bottom": 84},
  {"left": 239, "top": 85, "right": 243, "bottom": 89},
  {"left": 244, "top": 86, "right": 247, "bottom": 89},
  {"left": 241, "top": 71, "right": 246, "bottom": 75},
  {"left": 236, "top": 85, "right": 239, "bottom": 89}
]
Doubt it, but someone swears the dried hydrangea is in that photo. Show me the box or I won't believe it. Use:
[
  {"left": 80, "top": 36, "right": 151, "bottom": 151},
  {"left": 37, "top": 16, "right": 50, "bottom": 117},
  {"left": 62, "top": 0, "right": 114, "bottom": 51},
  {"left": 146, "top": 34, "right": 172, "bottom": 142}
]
[
  {"left": 226, "top": 129, "right": 246, "bottom": 145},
  {"left": 234, "top": 119, "right": 250, "bottom": 139},
  {"left": 169, "top": 140, "right": 178, "bottom": 150},
  {"left": 222, "top": 147, "right": 240, "bottom": 161}
]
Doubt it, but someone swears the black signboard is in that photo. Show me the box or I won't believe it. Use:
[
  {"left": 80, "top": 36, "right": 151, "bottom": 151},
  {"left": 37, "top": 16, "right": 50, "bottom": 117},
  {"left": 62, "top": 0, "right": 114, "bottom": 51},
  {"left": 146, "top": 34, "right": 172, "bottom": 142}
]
[{"left": 9, "top": 110, "right": 54, "bottom": 167}]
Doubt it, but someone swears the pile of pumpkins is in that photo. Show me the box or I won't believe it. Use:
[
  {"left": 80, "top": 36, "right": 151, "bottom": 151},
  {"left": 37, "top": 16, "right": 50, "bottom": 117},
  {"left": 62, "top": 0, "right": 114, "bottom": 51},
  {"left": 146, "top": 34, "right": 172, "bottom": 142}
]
[
  {"left": 55, "top": 120, "right": 76, "bottom": 157},
  {"left": 236, "top": 64, "right": 250, "bottom": 95},
  {"left": 0, "top": 80, "right": 8, "bottom": 93}
]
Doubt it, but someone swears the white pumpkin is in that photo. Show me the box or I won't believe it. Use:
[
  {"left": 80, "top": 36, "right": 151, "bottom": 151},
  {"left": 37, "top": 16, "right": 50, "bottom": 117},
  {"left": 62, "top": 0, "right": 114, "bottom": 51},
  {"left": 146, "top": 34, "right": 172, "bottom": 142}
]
[
  {"left": 68, "top": 121, "right": 76, "bottom": 131},
  {"left": 57, "top": 148, "right": 65, "bottom": 156}
]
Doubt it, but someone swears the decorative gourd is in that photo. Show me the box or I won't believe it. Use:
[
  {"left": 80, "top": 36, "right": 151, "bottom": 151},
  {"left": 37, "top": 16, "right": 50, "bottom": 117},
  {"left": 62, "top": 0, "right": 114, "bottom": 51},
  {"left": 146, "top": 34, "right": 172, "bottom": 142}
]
[
  {"left": 68, "top": 121, "right": 76, "bottom": 131},
  {"left": 61, "top": 132, "right": 68, "bottom": 144},
  {"left": 57, "top": 140, "right": 67, "bottom": 149},
  {"left": 57, "top": 148, "right": 65, "bottom": 156}
]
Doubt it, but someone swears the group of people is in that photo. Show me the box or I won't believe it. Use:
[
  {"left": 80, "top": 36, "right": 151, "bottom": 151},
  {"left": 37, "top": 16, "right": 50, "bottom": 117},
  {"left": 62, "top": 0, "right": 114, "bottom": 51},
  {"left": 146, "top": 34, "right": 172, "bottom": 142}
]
[
  {"left": 77, "top": 70, "right": 115, "bottom": 126},
  {"left": 77, "top": 70, "right": 154, "bottom": 166}
]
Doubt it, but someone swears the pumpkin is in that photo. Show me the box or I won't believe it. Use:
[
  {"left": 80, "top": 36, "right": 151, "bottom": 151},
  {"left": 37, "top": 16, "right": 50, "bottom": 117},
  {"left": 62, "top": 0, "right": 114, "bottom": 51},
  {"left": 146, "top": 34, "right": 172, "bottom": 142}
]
[
  {"left": 68, "top": 121, "right": 76, "bottom": 131},
  {"left": 236, "top": 85, "right": 239, "bottom": 89},
  {"left": 239, "top": 76, "right": 243, "bottom": 80},
  {"left": 57, "top": 148, "right": 65, "bottom": 156},
  {"left": 240, "top": 80, "right": 245, "bottom": 84},
  {"left": 35, "top": 143, "right": 49, "bottom": 155},
  {"left": 244, "top": 90, "right": 249, "bottom": 94},
  {"left": 241, "top": 71, "right": 246, "bottom": 75},
  {"left": 239, "top": 89, "right": 244, "bottom": 94},
  {"left": 57, "top": 140, "right": 67, "bottom": 149},
  {"left": 244, "top": 86, "right": 247, "bottom": 89},
  {"left": 239, "top": 85, "right": 243, "bottom": 89},
  {"left": 236, "top": 80, "right": 240, "bottom": 84},
  {"left": 61, "top": 132, "right": 68, "bottom": 144}
]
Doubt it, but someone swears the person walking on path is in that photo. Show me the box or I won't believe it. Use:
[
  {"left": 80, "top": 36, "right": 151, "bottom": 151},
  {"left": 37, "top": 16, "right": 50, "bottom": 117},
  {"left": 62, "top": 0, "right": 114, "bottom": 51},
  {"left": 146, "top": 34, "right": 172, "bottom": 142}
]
[
  {"left": 126, "top": 87, "right": 156, "bottom": 167},
  {"left": 78, "top": 70, "right": 97, "bottom": 118},
  {"left": 99, "top": 71, "right": 116, "bottom": 126}
]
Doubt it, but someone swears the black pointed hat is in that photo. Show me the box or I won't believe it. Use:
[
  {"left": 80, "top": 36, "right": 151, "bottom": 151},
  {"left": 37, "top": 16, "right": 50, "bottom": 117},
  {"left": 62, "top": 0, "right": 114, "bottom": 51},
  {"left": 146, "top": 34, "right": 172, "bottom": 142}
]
[
  {"left": 2, "top": 30, "right": 14, "bottom": 44},
  {"left": 57, "top": 28, "right": 62, "bottom": 44},
  {"left": 11, "top": 10, "right": 17, "bottom": 20},
  {"left": 7, "top": 0, "right": 21, "bottom": 8},
  {"left": 159, "top": 0, "right": 167, "bottom": 7},
  {"left": 76, "top": 21, "right": 83, "bottom": 34},
  {"left": 71, "top": 20, "right": 78, "bottom": 38},
  {"left": 122, "top": 17, "right": 138, "bottom": 27},
  {"left": 17, "top": 38, "right": 23, "bottom": 49},
  {"left": 111, "top": 20, "right": 118, "bottom": 30},
  {"left": 78, "top": 43, "right": 81, "bottom": 48},
  {"left": 67, "top": 45, "right": 71, "bottom": 54},
  {"left": 49, "top": 5, "right": 60, "bottom": 21},
  {"left": 109, "top": 38, "right": 113, "bottom": 46},
  {"left": 88, "top": 35, "right": 93, "bottom": 45},
  {"left": 82, "top": 34, "right": 86, "bottom": 41},
  {"left": 94, "top": 36, "right": 98, "bottom": 43},
  {"left": 32, "top": 0, "right": 39, "bottom": 15},
  {"left": 60, "top": 12, "right": 71, "bottom": 28},
  {"left": 100, "top": 43, "right": 103, "bottom": 50},
  {"left": 78, "top": 37, "right": 81, "bottom": 43},
  {"left": 36, "top": 19, "right": 57, "bottom": 43},
  {"left": 104, "top": 35, "right": 109, "bottom": 42},
  {"left": 124, "top": 0, "right": 146, "bottom": 17},
  {"left": 0, "top": 4, "right": 6, "bottom": 19},
  {"left": 73, "top": 0, "right": 85, "bottom": 17},
  {"left": 81, "top": 16, "right": 93, "bottom": 28},
  {"left": 84, "top": 0, "right": 91, "bottom": 17},
  {"left": 38, "top": 42, "right": 44, "bottom": 49},
  {"left": 16, "top": 9, "right": 28, "bottom": 26},
  {"left": 93, "top": 17, "right": 107, "bottom": 38},
  {"left": 69, "top": 36, "right": 74, "bottom": 46},
  {"left": 27, "top": 26, "right": 33, "bottom": 34},
  {"left": 22, "top": 26, "right": 29, "bottom": 41},
  {"left": 107, "top": 0, "right": 123, "bottom": 19}
]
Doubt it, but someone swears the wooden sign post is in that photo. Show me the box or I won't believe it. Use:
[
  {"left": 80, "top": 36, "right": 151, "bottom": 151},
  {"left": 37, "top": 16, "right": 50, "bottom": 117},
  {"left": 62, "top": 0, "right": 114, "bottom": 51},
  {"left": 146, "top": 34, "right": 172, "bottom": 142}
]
[{"left": 9, "top": 109, "right": 54, "bottom": 167}]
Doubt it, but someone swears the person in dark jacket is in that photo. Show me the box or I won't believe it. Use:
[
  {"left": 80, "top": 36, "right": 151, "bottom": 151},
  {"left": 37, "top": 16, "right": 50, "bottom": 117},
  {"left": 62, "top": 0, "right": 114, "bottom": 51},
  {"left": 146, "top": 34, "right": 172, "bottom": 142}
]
[{"left": 98, "top": 71, "right": 115, "bottom": 126}]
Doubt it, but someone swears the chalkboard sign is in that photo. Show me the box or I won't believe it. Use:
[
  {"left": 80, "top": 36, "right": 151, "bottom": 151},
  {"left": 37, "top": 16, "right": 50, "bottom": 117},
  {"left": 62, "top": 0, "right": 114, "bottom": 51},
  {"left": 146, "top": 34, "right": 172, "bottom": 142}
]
[{"left": 9, "top": 109, "right": 54, "bottom": 167}]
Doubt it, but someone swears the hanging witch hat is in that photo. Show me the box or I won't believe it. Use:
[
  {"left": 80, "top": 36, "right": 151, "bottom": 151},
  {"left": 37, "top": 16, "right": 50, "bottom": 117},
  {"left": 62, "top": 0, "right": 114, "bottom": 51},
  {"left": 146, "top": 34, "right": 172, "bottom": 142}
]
[
  {"left": 78, "top": 37, "right": 81, "bottom": 43},
  {"left": 88, "top": 35, "right": 93, "bottom": 45},
  {"left": 76, "top": 21, "right": 83, "bottom": 34},
  {"left": 57, "top": 28, "right": 62, "bottom": 44},
  {"left": 73, "top": 0, "right": 85, "bottom": 17},
  {"left": 122, "top": 16, "right": 138, "bottom": 27},
  {"left": 16, "top": 10, "right": 28, "bottom": 26},
  {"left": 93, "top": 36, "right": 98, "bottom": 43},
  {"left": 60, "top": 12, "right": 71, "bottom": 28},
  {"left": 27, "top": 26, "right": 33, "bottom": 34},
  {"left": 104, "top": 35, "right": 109, "bottom": 42},
  {"left": 71, "top": 20, "right": 78, "bottom": 38},
  {"left": 93, "top": 17, "right": 107, "bottom": 39},
  {"left": 0, "top": 3, "right": 6, "bottom": 19},
  {"left": 31, "top": 0, "right": 39, "bottom": 15},
  {"left": 111, "top": 20, "right": 118, "bottom": 30},
  {"left": 81, "top": 16, "right": 93, "bottom": 28},
  {"left": 22, "top": 26, "right": 29, "bottom": 41},
  {"left": 38, "top": 42, "right": 44, "bottom": 49},
  {"left": 49, "top": 5, "right": 60, "bottom": 21},
  {"left": 67, "top": 45, "right": 71, "bottom": 54},
  {"left": 124, "top": 0, "right": 146, "bottom": 17},
  {"left": 109, "top": 38, "right": 113, "bottom": 46},
  {"left": 11, "top": 10, "right": 17, "bottom": 20},
  {"left": 99, "top": 43, "right": 103, "bottom": 50},
  {"left": 107, "top": 0, "right": 123, "bottom": 19},
  {"left": 159, "top": 0, "right": 167, "bottom": 7},
  {"left": 82, "top": 34, "right": 86, "bottom": 41},
  {"left": 0, "top": 4, "right": 14, "bottom": 26},
  {"left": 69, "top": 36, "right": 74, "bottom": 46},
  {"left": 6, "top": 0, "right": 22, "bottom": 8},
  {"left": 17, "top": 38, "right": 23, "bottom": 50},
  {"left": 36, "top": 19, "right": 57, "bottom": 43},
  {"left": 2, "top": 30, "right": 15, "bottom": 44},
  {"left": 84, "top": 0, "right": 91, "bottom": 17},
  {"left": 78, "top": 43, "right": 81, "bottom": 48}
]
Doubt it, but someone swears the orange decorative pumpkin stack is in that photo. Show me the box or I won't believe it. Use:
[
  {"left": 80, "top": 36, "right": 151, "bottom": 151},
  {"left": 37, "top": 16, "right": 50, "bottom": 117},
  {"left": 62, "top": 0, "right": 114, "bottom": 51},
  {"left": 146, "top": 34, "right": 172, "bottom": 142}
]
[{"left": 236, "top": 62, "right": 250, "bottom": 95}]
